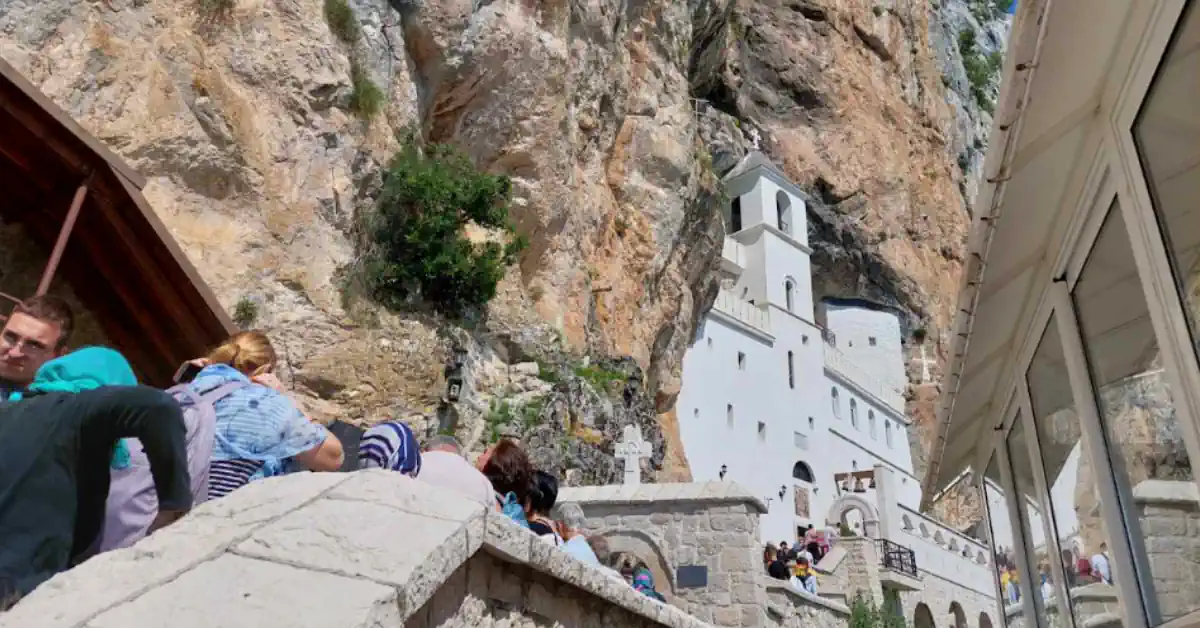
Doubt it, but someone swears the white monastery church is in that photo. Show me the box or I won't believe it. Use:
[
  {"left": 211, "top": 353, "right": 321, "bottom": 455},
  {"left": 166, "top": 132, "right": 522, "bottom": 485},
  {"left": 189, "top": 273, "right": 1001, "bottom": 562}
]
[{"left": 677, "top": 153, "right": 928, "bottom": 545}]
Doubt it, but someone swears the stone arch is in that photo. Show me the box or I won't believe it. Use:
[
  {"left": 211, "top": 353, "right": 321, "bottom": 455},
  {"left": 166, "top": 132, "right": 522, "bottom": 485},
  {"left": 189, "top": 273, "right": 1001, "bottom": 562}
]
[
  {"left": 599, "top": 529, "right": 676, "bottom": 599},
  {"left": 913, "top": 602, "right": 936, "bottom": 628},
  {"left": 826, "top": 493, "right": 880, "bottom": 538},
  {"left": 980, "top": 611, "right": 994, "bottom": 628},
  {"left": 901, "top": 514, "right": 914, "bottom": 531},
  {"left": 934, "top": 530, "right": 945, "bottom": 546},
  {"left": 919, "top": 522, "right": 930, "bottom": 538},
  {"left": 949, "top": 602, "right": 967, "bottom": 628},
  {"left": 949, "top": 538, "right": 959, "bottom": 552}
]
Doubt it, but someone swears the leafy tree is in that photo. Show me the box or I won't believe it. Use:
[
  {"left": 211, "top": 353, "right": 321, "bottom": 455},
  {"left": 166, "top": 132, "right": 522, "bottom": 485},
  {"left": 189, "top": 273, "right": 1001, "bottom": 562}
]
[
  {"left": 849, "top": 593, "right": 908, "bottom": 628},
  {"left": 362, "top": 141, "right": 525, "bottom": 318}
]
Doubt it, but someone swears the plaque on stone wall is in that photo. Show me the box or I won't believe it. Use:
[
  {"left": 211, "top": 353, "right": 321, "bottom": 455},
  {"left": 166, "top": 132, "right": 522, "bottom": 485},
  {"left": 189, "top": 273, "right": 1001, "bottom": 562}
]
[
  {"left": 676, "top": 566, "right": 708, "bottom": 589},
  {"left": 794, "top": 485, "right": 810, "bottom": 518}
]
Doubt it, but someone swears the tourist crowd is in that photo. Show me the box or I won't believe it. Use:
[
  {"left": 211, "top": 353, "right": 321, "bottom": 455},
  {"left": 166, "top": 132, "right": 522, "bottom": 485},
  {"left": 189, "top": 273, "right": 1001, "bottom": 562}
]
[
  {"left": 0, "top": 296, "right": 665, "bottom": 609},
  {"left": 994, "top": 543, "right": 1113, "bottom": 605},
  {"left": 762, "top": 525, "right": 835, "bottom": 595}
]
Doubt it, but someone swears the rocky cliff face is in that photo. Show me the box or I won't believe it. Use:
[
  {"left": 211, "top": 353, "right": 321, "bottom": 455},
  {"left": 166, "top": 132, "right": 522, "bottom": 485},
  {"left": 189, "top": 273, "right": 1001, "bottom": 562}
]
[{"left": 0, "top": 0, "right": 1007, "bottom": 487}]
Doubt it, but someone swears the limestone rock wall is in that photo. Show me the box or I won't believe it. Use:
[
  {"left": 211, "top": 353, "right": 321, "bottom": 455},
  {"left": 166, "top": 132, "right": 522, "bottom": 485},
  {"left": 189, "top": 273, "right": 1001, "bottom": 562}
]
[{"left": 0, "top": 0, "right": 1007, "bottom": 485}]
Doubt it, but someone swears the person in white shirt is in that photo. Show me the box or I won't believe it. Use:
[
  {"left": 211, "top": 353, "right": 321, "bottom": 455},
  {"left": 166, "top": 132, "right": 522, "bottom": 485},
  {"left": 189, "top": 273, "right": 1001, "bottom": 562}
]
[
  {"left": 1090, "top": 543, "right": 1112, "bottom": 585},
  {"left": 415, "top": 435, "right": 496, "bottom": 508}
]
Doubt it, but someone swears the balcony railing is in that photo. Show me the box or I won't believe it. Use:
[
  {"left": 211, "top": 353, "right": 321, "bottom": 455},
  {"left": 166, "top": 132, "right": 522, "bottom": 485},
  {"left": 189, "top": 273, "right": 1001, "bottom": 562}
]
[
  {"left": 877, "top": 539, "right": 919, "bottom": 578},
  {"left": 712, "top": 288, "right": 771, "bottom": 335},
  {"left": 720, "top": 237, "right": 744, "bottom": 274},
  {"left": 824, "top": 346, "right": 906, "bottom": 411}
]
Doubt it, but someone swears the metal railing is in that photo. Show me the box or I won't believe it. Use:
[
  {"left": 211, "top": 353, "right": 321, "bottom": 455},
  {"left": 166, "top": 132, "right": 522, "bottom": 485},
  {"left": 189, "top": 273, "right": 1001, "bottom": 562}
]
[{"left": 877, "top": 539, "right": 919, "bottom": 578}]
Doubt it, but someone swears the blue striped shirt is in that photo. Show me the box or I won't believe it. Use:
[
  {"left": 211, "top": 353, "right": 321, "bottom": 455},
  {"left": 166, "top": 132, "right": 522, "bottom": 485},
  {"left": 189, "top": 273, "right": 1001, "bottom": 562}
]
[{"left": 188, "top": 365, "right": 327, "bottom": 499}]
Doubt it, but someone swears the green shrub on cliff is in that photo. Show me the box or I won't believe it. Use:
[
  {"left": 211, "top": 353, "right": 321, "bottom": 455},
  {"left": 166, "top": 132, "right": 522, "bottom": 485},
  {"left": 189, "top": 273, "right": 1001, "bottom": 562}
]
[
  {"left": 349, "top": 61, "right": 384, "bottom": 119},
  {"left": 324, "top": 0, "right": 360, "bottom": 44},
  {"left": 958, "top": 27, "right": 1002, "bottom": 113},
  {"left": 362, "top": 141, "right": 525, "bottom": 317}
]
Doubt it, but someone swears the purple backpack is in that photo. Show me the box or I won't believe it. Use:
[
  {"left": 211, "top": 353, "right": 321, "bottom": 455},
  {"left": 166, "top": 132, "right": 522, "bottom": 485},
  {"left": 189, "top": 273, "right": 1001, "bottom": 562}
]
[{"left": 98, "top": 381, "right": 246, "bottom": 553}]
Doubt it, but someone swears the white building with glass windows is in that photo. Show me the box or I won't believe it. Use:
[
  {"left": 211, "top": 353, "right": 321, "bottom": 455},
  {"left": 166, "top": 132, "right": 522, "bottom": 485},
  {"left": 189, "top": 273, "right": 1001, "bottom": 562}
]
[
  {"left": 676, "top": 153, "right": 925, "bottom": 546},
  {"left": 926, "top": 1, "right": 1200, "bottom": 627}
]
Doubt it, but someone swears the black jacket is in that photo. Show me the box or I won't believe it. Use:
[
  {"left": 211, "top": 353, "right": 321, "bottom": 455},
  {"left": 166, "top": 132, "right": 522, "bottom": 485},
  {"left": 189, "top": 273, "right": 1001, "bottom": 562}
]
[{"left": 0, "top": 386, "right": 191, "bottom": 604}]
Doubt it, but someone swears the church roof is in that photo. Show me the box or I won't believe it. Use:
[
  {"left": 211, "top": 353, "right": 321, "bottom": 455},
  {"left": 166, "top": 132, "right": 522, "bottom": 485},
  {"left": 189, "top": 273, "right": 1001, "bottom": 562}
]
[
  {"left": 4, "top": 471, "right": 710, "bottom": 628},
  {"left": 0, "top": 59, "right": 234, "bottom": 385},
  {"left": 722, "top": 152, "right": 808, "bottom": 201}
]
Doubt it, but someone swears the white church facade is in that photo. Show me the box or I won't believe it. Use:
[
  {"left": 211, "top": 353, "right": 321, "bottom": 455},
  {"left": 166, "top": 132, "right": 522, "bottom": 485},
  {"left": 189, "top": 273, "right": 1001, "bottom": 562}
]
[{"left": 677, "top": 153, "right": 924, "bottom": 545}]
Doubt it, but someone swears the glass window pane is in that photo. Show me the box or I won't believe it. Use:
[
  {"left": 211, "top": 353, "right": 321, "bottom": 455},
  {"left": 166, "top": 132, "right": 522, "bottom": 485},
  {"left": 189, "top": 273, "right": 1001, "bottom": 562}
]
[
  {"left": 1073, "top": 201, "right": 1197, "bottom": 625},
  {"left": 1028, "top": 313, "right": 1125, "bottom": 625},
  {"left": 1134, "top": 2, "right": 1200, "bottom": 368},
  {"left": 984, "top": 456, "right": 1017, "bottom": 627},
  {"left": 1005, "top": 415, "right": 1050, "bottom": 622}
]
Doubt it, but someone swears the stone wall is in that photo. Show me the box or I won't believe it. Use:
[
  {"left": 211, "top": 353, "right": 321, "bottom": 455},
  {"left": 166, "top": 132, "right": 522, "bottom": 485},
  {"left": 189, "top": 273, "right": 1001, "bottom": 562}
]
[
  {"left": 764, "top": 581, "right": 850, "bottom": 628},
  {"left": 2, "top": 472, "right": 712, "bottom": 628},
  {"left": 405, "top": 551, "right": 691, "bottom": 628},
  {"left": 557, "top": 482, "right": 770, "bottom": 626},
  {"left": 1135, "top": 479, "right": 1200, "bottom": 623},
  {"left": 899, "top": 568, "right": 997, "bottom": 628}
]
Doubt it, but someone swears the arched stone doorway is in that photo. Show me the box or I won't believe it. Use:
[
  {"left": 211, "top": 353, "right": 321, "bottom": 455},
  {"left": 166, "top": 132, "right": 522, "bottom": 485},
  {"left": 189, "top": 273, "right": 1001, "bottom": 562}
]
[
  {"left": 949, "top": 602, "right": 968, "bottom": 628},
  {"left": 913, "top": 602, "right": 936, "bottom": 628},
  {"left": 980, "top": 611, "right": 995, "bottom": 628},
  {"left": 599, "top": 529, "right": 676, "bottom": 602},
  {"left": 826, "top": 493, "right": 881, "bottom": 538}
]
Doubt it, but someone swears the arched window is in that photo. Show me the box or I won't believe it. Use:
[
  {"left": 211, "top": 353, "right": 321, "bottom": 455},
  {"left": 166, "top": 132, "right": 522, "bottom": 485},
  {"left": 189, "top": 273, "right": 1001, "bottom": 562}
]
[
  {"left": 784, "top": 280, "right": 795, "bottom": 312},
  {"left": 850, "top": 399, "right": 858, "bottom": 428},
  {"left": 792, "top": 461, "right": 814, "bottom": 483},
  {"left": 831, "top": 388, "right": 840, "bottom": 418},
  {"left": 868, "top": 411, "right": 876, "bottom": 439},
  {"left": 730, "top": 197, "right": 743, "bottom": 232},
  {"left": 787, "top": 351, "right": 795, "bottom": 389},
  {"left": 808, "top": 416, "right": 815, "bottom": 430},
  {"left": 885, "top": 420, "right": 893, "bottom": 448},
  {"left": 776, "top": 190, "right": 792, "bottom": 235}
]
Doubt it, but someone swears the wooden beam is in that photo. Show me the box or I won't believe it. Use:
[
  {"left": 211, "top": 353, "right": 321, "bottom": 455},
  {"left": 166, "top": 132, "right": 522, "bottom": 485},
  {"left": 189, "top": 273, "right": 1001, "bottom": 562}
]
[{"left": 36, "top": 176, "right": 91, "bottom": 296}]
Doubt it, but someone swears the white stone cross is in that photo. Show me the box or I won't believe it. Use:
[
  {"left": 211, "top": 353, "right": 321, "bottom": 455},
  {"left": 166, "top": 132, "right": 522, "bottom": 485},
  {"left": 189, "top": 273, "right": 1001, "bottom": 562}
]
[
  {"left": 615, "top": 425, "right": 651, "bottom": 486},
  {"left": 748, "top": 126, "right": 762, "bottom": 151},
  {"left": 916, "top": 345, "right": 936, "bottom": 384}
]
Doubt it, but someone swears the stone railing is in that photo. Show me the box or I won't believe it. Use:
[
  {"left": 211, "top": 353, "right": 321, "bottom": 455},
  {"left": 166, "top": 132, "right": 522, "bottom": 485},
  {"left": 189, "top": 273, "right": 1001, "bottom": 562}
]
[
  {"left": 764, "top": 578, "right": 850, "bottom": 628},
  {"left": 4, "top": 472, "right": 712, "bottom": 628},
  {"left": 823, "top": 345, "right": 905, "bottom": 411},
  {"left": 720, "top": 237, "right": 744, "bottom": 274},
  {"left": 712, "top": 288, "right": 771, "bottom": 335},
  {"left": 895, "top": 503, "right": 994, "bottom": 595}
]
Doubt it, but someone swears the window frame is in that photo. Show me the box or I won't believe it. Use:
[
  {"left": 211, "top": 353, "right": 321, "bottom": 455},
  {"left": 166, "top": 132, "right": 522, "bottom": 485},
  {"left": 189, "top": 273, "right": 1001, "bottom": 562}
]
[{"left": 963, "top": 3, "right": 1200, "bottom": 628}]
